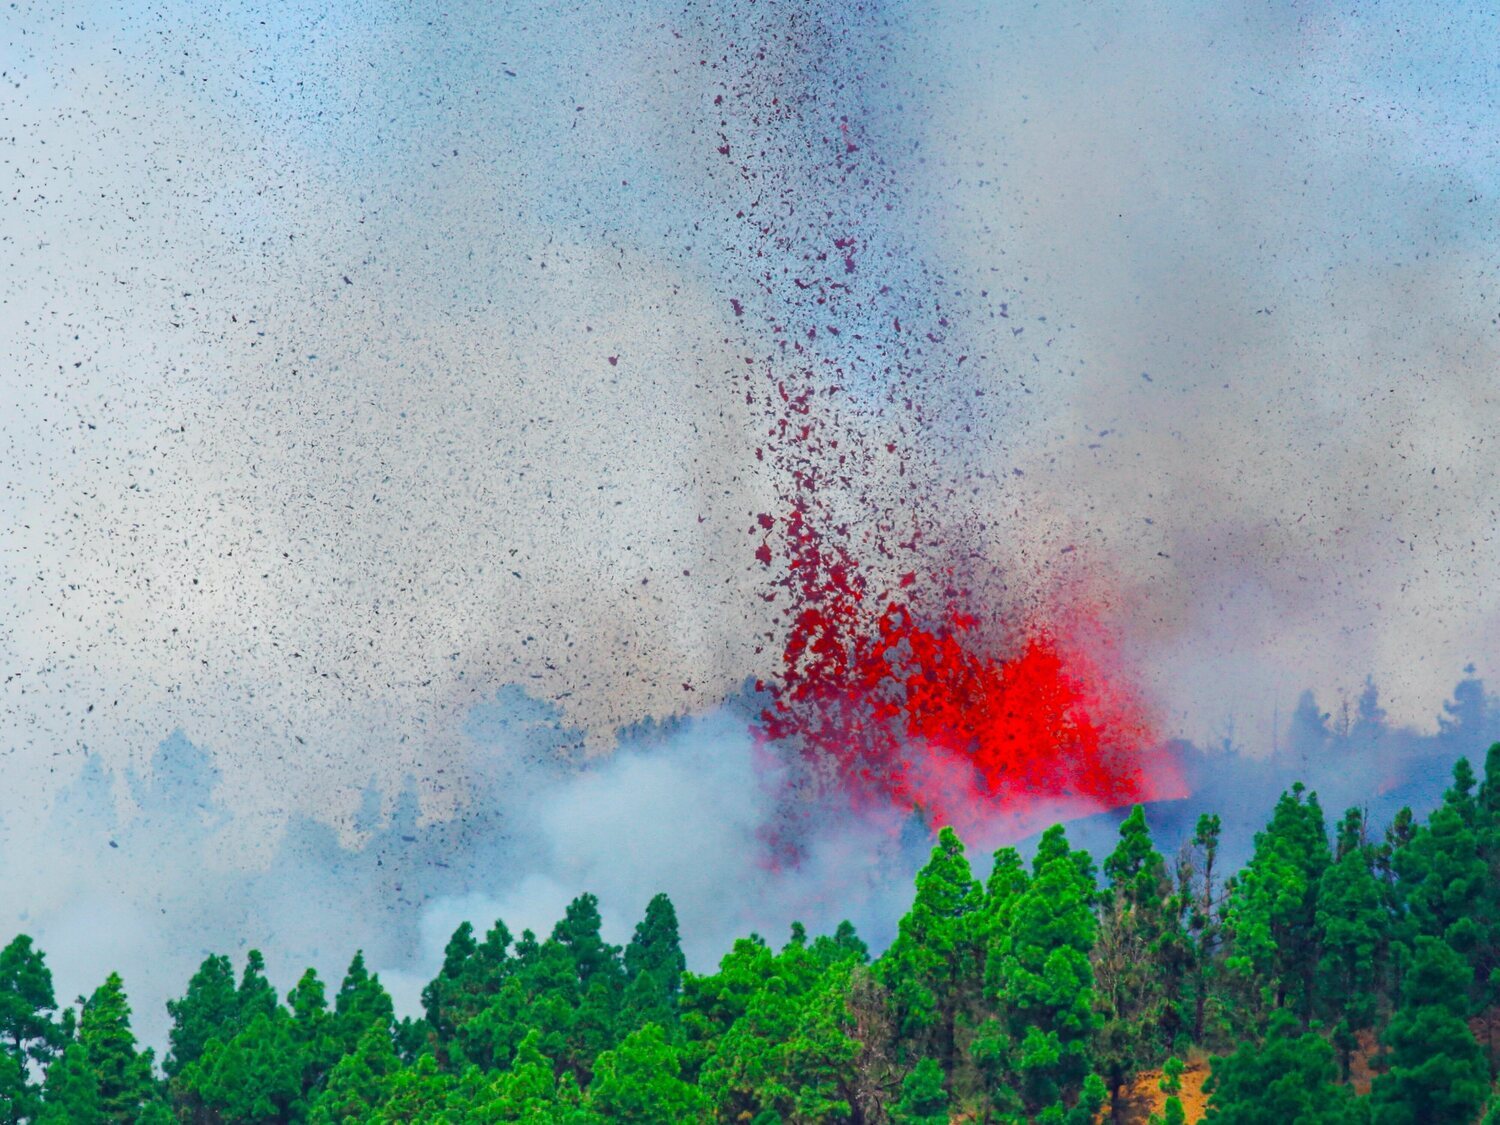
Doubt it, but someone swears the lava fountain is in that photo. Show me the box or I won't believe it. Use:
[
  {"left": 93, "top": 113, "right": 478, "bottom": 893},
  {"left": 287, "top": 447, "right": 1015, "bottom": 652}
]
[
  {"left": 692, "top": 1, "right": 1183, "bottom": 841},
  {"left": 748, "top": 383, "right": 1183, "bottom": 841}
]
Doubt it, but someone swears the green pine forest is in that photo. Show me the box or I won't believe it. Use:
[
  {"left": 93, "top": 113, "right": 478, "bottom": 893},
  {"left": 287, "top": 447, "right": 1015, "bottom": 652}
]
[{"left": 11, "top": 748, "right": 1500, "bottom": 1124}]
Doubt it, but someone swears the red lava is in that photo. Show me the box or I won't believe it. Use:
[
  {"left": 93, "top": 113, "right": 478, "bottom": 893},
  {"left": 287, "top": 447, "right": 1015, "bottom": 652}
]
[{"left": 754, "top": 495, "right": 1180, "bottom": 836}]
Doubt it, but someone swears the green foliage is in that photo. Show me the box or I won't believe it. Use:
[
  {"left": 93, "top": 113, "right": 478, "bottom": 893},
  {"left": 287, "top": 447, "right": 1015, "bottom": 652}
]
[
  {"left": 237, "top": 951, "right": 280, "bottom": 1026},
  {"left": 620, "top": 893, "right": 686, "bottom": 1033},
  {"left": 1223, "top": 785, "right": 1331, "bottom": 1026},
  {"left": 681, "top": 934, "right": 779, "bottom": 1052},
  {"left": 36, "top": 1043, "right": 103, "bottom": 1125},
  {"left": 310, "top": 1019, "right": 401, "bottom": 1122},
  {"left": 589, "top": 1022, "right": 708, "bottom": 1124},
  {"left": 1395, "top": 803, "right": 1485, "bottom": 949},
  {"left": 334, "top": 952, "right": 395, "bottom": 1052},
  {"left": 892, "top": 1056, "right": 947, "bottom": 1125},
  {"left": 165, "top": 954, "right": 238, "bottom": 1077},
  {"left": 1203, "top": 1009, "right": 1364, "bottom": 1124},
  {"left": 1104, "top": 806, "right": 1168, "bottom": 912},
  {"left": 422, "top": 918, "right": 513, "bottom": 1052},
  {"left": 1159, "top": 1055, "right": 1183, "bottom": 1095},
  {"left": 287, "top": 968, "right": 345, "bottom": 1099},
  {"left": 180, "top": 1011, "right": 305, "bottom": 1123},
  {"left": 1185, "top": 812, "right": 1227, "bottom": 1048},
  {"left": 1369, "top": 936, "right": 1488, "bottom": 1124},
  {"left": 874, "top": 825, "right": 982, "bottom": 1071},
  {"left": 985, "top": 825, "right": 1098, "bottom": 1113},
  {"left": 1094, "top": 807, "right": 1183, "bottom": 1107},
  {"left": 694, "top": 931, "right": 863, "bottom": 1122},
  {"left": 1316, "top": 818, "right": 1389, "bottom": 1076},
  {"left": 0, "top": 934, "right": 65, "bottom": 1123},
  {"left": 77, "top": 973, "right": 157, "bottom": 1124},
  {"left": 552, "top": 895, "right": 626, "bottom": 1079},
  {"left": 462, "top": 1026, "right": 588, "bottom": 1122},
  {"left": 369, "top": 1051, "right": 458, "bottom": 1120}
]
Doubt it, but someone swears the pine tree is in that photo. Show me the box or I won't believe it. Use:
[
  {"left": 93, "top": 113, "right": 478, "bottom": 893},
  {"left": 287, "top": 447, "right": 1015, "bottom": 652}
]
[
  {"left": 0, "top": 934, "right": 65, "bottom": 1123},
  {"left": 1369, "top": 936, "right": 1488, "bottom": 1125},
  {"left": 1147, "top": 1056, "right": 1189, "bottom": 1125},
  {"left": 165, "top": 954, "right": 238, "bottom": 1077},
  {"left": 393, "top": 1014, "right": 432, "bottom": 1064},
  {"left": 554, "top": 895, "right": 623, "bottom": 994},
  {"left": 1223, "top": 785, "right": 1330, "bottom": 1027},
  {"left": 680, "top": 934, "right": 778, "bottom": 1063},
  {"left": 875, "top": 826, "right": 983, "bottom": 1071},
  {"left": 1105, "top": 807, "right": 1168, "bottom": 910},
  {"left": 589, "top": 1022, "right": 709, "bottom": 1124},
  {"left": 288, "top": 967, "right": 328, "bottom": 1026},
  {"left": 310, "top": 1019, "right": 400, "bottom": 1122},
  {"left": 1397, "top": 762, "right": 1487, "bottom": 952},
  {"left": 76, "top": 973, "right": 156, "bottom": 1124},
  {"left": 694, "top": 930, "right": 862, "bottom": 1123},
  {"left": 1095, "top": 807, "right": 1179, "bottom": 1117},
  {"left": 287, "top": 967, "right": 341, "bottom": 1099},
  {"left": 1375, "top": 807, "right": 1416, "bottom": 982},
  {"left": 1475, "top": 743, "right": 1500, "bottom": 1064},
  {"left": 1187, "top": 813, "right": 1224, "bottom": 1046},
  {"left": 36, "top": 1042, "right": 103, "bottom": 1125},
  {"left": 811, "top": 921, "right": 869, "bottom": 968},
  {"left": 459, "top": 1025, "right": 599, "bottom": 1123},
  {"left": 333, "top": 951, "right": 394, "bottom": 1052},
  {"left": 1160, "top": 1055, "right": 1183, "bottom": 1095},
  {"left": 1315, "top": 810, "right": 1388, "bottom": 1078},
  {"left": 421, "top": 918, "right": 513, "bottom": 1053},
  {"left": 779, "top": 961, "right": 863, "bottom": 1122},
  {"left": 1203, "top": 1009, "right": 1362, "bottom": 1124},
  {"left": 377, "top": 1053, "right": 458, "bottom": 1119},
  {"left": 236, "top": 950, "right": 279, "bottom": 1025},
  {"left": 1152, "top": 1062, "right": 1188, "bottom": 1125},
  {"left": 985, "top": 825, "right": 1099, "bottom": 1114},
  {"left": 554, "top": 895, "right": 626, "bottom": 1076},
  {"left": 1477, "top": 743, "right": 1500, "bottom": 821},
  {"left": 621, "top": 893, "right": 686, "bottom": 1033},
  {"left": 180, "top": 1010, "right": 305, "bottom": 1123},
  {"left": 421, "top": 919, "right": 476, "bottom": 1046},
  {"left": 891, "top": 1056, "right": 947, "bottom": 1125}
]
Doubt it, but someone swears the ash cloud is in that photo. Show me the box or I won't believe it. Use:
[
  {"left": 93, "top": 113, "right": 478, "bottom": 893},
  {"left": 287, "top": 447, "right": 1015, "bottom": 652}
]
[{"left": 897, "top": 0, "right": 1500, "bottom": 739}]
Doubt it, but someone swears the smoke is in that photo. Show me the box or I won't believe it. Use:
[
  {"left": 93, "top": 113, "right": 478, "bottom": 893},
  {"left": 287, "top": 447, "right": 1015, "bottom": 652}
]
[
  {"left": 893, "top": 0, "right": 1500, "bottom": 738},
  {"left": 30, "top": 688, "right": 935, "bottom": 1049}
]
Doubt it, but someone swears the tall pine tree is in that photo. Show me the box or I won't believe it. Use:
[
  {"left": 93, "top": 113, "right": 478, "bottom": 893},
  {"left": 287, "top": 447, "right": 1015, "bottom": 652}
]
[
  {"left": 0, "top": 934, "right": 65, "bottom": 1123},
  {"left": 77, "top": 973, "right": 157, "bottom": 1124}
]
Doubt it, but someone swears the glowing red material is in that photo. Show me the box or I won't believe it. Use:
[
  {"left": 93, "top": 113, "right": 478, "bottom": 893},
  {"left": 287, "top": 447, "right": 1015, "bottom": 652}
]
[{"left": 755, "top": 498, "right": 1172, "bottom": 833}]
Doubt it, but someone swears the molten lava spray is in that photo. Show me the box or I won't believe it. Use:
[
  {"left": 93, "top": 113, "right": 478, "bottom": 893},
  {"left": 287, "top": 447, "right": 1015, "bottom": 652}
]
[
  {"left": 690, "top": 0, "right": 1181, "bottom": 839},
  {"left": 748, "top": 387, "right": 1179, "bottom": 838}
]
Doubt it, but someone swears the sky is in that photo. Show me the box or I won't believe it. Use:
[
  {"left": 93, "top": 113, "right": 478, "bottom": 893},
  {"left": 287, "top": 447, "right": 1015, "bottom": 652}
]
[{"left": 4, "top": 0, "right": 1500, "bottom": 1038}]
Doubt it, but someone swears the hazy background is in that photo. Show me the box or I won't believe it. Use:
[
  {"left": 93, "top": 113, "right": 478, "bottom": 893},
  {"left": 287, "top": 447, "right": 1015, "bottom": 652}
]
[{"left": 4, "top": 0, "right": 1500, "bottom": 1044}]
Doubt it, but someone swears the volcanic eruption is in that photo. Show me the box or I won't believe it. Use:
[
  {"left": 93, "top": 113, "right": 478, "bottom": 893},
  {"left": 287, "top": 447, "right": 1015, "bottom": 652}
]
[
  {"left": 685, "top": 7, "right": 1183, "bottom": 840},
  {"left": 745, "top": 359, "right": 1181, "bottom": 840}
]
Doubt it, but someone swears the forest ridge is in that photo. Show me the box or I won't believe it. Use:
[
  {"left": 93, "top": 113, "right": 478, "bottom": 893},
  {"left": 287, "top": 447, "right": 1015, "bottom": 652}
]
[{"left": 5, "top": 748, "right": 1500, "bottom": 1123}]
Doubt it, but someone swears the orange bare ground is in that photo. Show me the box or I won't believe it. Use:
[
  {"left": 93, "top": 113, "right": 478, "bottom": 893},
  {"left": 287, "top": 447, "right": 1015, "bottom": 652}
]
[{"left": 1093, "top": 1061, "right": 1210, "bottom": 1125}]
